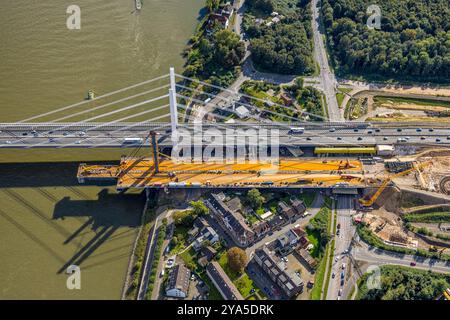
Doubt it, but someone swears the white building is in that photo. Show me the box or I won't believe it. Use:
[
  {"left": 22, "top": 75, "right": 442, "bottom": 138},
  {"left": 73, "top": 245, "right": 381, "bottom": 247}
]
[
  {"left": 165, "top": 264, "right": 190, "bottom": 298},
  {"left": 235, "top": 105, "right": 250, "bottom": 118}
]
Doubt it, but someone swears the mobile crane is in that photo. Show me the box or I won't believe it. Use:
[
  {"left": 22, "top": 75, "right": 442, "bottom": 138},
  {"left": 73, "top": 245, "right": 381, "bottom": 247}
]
[{"left": 359, "top": 161, "right": 432, "bottom": 207}]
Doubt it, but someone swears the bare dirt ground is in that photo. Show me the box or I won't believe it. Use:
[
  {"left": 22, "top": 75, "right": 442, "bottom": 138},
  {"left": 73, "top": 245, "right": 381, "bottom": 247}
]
[
  {"left": 377, "top": 101, "right": 449, "bottom": 113},
  {"left": 380, "top": 86, "right": 450, "bottom": 97}
]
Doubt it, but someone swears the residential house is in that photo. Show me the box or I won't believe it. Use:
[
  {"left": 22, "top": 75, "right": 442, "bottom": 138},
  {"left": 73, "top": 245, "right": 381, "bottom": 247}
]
[
  {"left": 187, "top": 217, "right": 210, "bottom": 242},
  {"left": 206, "top": 261, "right": 243, "bottom": 300},
  {"left": 278, "top": 201, "right": 298, "bottom": 221},
  {"left": 252, "top": 221, "right": 271, "bottom": 240},
  {"left": 193, "top": 226, "right": 220, "bottom": 251},
  {"left": 268, "top": 214, "right": 288, "bottom": 230},
  {"left": 253, "top": 247, "right": 303, "bottom": 298},
  {"left": 208, "top": 3, "right": 234, "bottom": 29},
  {"left": 295, "top": 248, "right": 317, "bottom": 270},
  {"left": 208, "top": 193, "right": 255, "bottom": 247},
  {"left": 201, "top": 246, "right": 218, "bottom": 261},
  {"left": 292, "top": 226, "right": 309, "bottom": 249},
  {"left": 276, "top": 229, "right": 299, "bottom": 255},
  {"left": 165, "top": 264, "right": 191, "bottom": 298},
  {"left": 235, "top": 105, "right": 250, "bottom": 119},
  {"left": 280, "top": 93, "right": 293, "bottom": 106},
  {"left": 290, "top": 198, "right": 306, "bottom": 215}
]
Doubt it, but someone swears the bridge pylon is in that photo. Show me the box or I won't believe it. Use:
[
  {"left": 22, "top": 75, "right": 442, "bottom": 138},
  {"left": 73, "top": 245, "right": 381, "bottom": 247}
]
[{"left": 169, "top": 67, "right": 178, "bottom": 144}]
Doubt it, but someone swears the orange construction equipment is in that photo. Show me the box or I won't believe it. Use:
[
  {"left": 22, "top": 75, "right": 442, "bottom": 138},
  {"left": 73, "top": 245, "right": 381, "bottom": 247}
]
[{"left": 359, "top": 161, "right": 432, "bottom": 207}]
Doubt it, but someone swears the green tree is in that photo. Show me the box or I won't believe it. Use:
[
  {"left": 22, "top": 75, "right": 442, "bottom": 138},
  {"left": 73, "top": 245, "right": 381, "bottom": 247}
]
[
  {"left": 190, "top": 200, "right": 210, "bottom": 216},
  {"left": 227, "top": 247, "right": 248, "bottom": 273},
  {"left": 206, "top": 0, "right": 220, "bottom": 13},
  {"left": 246, "top": 188, "right": 265, "bottom": 210}
]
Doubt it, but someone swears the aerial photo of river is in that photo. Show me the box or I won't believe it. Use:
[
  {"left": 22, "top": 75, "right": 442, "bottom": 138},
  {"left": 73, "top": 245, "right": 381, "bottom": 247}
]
[{"left": 0, "top": 0, "right": 204, "bottom": 299}]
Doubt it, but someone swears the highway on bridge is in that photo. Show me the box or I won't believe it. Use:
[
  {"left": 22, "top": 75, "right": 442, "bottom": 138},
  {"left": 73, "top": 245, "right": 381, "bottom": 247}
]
[{"left": 0, "top": 122, "right": 449, "bottom": 148}]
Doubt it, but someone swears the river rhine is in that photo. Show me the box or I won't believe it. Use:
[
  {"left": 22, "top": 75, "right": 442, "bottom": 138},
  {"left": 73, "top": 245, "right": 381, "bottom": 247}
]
[{"left": 0, "top": 0, "right": 204, "bottom": 299}]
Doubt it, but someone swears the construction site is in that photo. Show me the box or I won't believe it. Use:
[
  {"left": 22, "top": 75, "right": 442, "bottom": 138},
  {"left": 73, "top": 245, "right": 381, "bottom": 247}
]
[
  {"left": 76, "top": 132, "right": 450, "bottom": 196},
  {"left": 353, "top": 149, "right": 450, "bottom": 255}
]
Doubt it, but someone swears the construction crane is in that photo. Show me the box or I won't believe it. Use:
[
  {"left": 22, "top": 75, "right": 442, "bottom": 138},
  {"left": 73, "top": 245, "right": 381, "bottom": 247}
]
[
  {"left": 443, "top": 288, "right": 450, "bottom": 300},
  {"left": 359, "top": 161, "right": 432, "bottom": 207}
]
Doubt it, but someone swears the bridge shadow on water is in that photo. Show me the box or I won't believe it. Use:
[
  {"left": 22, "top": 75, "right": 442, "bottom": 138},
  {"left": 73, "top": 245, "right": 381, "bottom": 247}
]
[
  {"left": 52, "top": 189, "right": 145, "bottom": 274},
  {"left": 0, "top": 161, "right": 119, "bottom": 188}
]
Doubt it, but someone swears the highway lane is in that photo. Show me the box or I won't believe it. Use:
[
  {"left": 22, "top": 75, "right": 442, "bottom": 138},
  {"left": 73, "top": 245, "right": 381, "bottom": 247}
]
[
  {"left": 1, "top": 122, "right": 449, "bottom": 148},
  {"left": 1, "top": 130, "right": 449, "bottom": 148}
]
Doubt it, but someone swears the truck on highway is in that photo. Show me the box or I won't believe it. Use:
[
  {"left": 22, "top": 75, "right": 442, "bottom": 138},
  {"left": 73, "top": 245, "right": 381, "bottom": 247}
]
[
  {"left": 288, "top": 127, "right": 305, "bottom": 134},
  {"left": 122, "top": 137, "right": 143, "bottom": 145}
]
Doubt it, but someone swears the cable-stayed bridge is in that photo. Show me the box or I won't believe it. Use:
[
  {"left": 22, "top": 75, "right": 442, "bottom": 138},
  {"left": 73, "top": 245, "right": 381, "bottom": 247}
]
[{"left": 0, "top": 68, "right": 449, "bottom": 149}]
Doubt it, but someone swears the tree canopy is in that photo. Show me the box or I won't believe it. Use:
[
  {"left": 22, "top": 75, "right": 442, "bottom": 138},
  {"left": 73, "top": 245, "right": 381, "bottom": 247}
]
[
  {"left": 322, "top": 0, "right": 450, "bottom": 82},
  {"left": 244, "top": 0, "right": 315, "bottom": 75},
  {"left": 245, "top": 188, "right": 265, "bottom": 210},
  {"left": 227, "top": 247, "right": 248, "bottom": 273},
  {"left": 184, "top": 25, "right": 245, "bottom": 87},
  {"left": 359, "top": 266, "right": 450, "bottom": 300},
  {"left": 190, "top": 200, "right": 210, "bottom": 216}
]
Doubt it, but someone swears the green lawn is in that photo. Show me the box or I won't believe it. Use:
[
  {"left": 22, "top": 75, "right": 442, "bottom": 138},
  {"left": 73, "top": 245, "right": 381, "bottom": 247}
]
[
  {"left": 217, "top": 252, "right": 240, "bottom": 281},
  {"left": 306, "top": 229, "right": 320, "bottom": 258},
  {"left": 169, "top": 225, "right": 190, "bottom": 255},
  {"left": 179, "top": 247, "right": 198, "bottom": 271},
  {"left": 310, "top": 248, "right": 328, "bottom": 300},
  {"left": 234, "top": 273, "right": 260, "bottom": 298},
  {"left": 297, "top": 192, "right": 316, "bottom": 208}
]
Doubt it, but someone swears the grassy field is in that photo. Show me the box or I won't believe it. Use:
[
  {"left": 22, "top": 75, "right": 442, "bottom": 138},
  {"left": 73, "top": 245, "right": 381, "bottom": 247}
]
[
  {"left": 169, "top": 225, "right": 190, "bottom": 255},
  {"left": 336, "top": 87, "right": 352, "bottom": 108},
  {"left": 403, "top": 212, "right": 450, "bottom": 223},
  {"left": 307, "top": 202, "right": 333, "bottom": 300},
  {"left": 374, "top": 96, "right": 450, "bottom": 108}
]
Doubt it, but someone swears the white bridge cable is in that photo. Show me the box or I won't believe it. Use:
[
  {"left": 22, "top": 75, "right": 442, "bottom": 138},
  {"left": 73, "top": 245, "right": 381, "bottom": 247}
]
[
  {"left": 50, "top": 84, "right": 170, "bottom": 123},
  {"left": 176, "top": 86, "right": 321, "bottom": 127},
  {"left": 2, "top": 95, "right": 169, "bottom": 147},
  {"left": 40, "top": 104, "right": 169, "bottom": 149},
  {"left": 17, "top": 73, "right": 170, "bottom": 123},
  {"left": 57, "top": 107, "right": 171, "bottom": 148},
  {"left": 175, "top": 101, "right": 370, "bottom": 148},
  {"left": 81, "top": 101, "right": 370, "bottom": 150},
  {"left": 88, "top": 119, "right": 172, "bottom": 148},
  {"left": 175, "top": 73, "right": 331, "bottom": 123}
]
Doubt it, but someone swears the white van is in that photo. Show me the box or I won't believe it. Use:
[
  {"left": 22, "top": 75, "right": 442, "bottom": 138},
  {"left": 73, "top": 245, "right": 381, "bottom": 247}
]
[
  {"left": 289, "top": 127, "right": 305, "bottom": 134},
  {"left": 123, "top": 137, "right": 143, "bottom": 144}
]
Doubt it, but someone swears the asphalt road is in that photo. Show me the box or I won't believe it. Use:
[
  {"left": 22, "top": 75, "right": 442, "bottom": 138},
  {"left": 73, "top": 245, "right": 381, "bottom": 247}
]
[
  {"left": 326, "top": 195, "right": 356, "bottom": 300},
  {"left": 353, "top": 242, "right": 450, "bottom": 275},
  {"left": 311, "top": 0, "right": 342, "bottom": 122},
  {"left": 1, "top": 123, "right": 449, "bottom": 148}
]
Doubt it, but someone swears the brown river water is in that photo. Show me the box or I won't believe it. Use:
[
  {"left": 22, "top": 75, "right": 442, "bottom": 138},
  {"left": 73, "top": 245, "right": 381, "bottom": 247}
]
[{"left": 0, "top": 0, "right": 204, "bottom": 299}]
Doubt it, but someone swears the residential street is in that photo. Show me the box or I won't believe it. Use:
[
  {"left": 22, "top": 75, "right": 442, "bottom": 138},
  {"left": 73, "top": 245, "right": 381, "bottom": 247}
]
[
  {"left": 151, "top": 209, "right": 175, "bottom": 300},
  {"left": 326, "top": 195, "right": 356, "bottom": 300}
]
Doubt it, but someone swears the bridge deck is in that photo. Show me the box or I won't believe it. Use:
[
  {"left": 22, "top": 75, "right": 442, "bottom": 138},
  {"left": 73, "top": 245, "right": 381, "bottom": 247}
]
[{"left": 78, "top": 158, "right": 366, "bottom": 189}]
